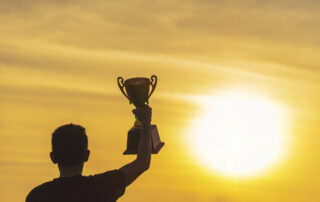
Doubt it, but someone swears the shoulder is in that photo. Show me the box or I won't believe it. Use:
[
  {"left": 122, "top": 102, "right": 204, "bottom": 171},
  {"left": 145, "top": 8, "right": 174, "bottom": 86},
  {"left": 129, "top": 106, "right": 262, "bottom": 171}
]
[
  {"left": 92, "top": 169, "right": 125, "bottom": 179},
  {"left": 87, "top": 169, "right": 126, "bottom": 199},
  {"left": 88, "top": 169, "right": 125, "bottom": 186},
  {"left": 26, "top": 181, "right": 52, "bottom": 202}
]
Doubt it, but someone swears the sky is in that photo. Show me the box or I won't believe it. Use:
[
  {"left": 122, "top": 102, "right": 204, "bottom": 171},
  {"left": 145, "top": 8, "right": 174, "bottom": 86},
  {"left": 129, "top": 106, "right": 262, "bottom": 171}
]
[{"left": 1, "top": 0, "right": 320, "bottom": 201}]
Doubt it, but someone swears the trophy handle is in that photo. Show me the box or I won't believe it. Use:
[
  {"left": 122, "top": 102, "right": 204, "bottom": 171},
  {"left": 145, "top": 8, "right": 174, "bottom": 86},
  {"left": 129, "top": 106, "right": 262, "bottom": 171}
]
[
  {"left": 147, "top": 75, "right": 157, "bottom": 104},
  {"left": 117, "top": 77, "right": 131, "bottom": 104}
]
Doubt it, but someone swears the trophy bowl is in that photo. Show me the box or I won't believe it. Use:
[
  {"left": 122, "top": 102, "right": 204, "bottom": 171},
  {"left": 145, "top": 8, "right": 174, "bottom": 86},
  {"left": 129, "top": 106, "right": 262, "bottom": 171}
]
[{"left": 117, "top": 75, "right": 157, "bottom": 108}]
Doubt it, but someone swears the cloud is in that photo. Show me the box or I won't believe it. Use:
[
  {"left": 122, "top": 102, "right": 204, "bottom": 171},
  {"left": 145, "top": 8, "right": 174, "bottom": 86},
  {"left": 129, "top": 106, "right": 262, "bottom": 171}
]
[
  {"left": 1, "top": 0, "right": 320, "bottom": 49},
  {"left": 1, "top": 0, "right": 319, "bottom": 75}
]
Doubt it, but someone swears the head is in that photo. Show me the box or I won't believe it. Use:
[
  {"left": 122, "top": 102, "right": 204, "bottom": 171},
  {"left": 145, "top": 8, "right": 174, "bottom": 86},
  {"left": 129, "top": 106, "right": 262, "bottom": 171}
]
[{"left": 50, "top": 124, "right": 90, "bottom": 167}]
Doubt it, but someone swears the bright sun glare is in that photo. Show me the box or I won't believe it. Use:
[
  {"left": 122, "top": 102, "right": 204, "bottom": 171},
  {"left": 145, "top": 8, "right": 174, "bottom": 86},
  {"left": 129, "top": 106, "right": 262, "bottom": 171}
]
[{"left": 187, "top": 90, "right": 288, "bottom": 178}]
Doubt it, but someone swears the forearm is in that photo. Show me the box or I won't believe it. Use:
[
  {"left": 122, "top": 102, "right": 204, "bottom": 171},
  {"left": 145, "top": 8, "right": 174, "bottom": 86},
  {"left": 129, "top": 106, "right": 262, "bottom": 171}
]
[
  {"left": 120, "top": 106, "right": 152, "bottom": 186},
  {"left": 136, "top": 124, "right": 152, "bottom": 169}
]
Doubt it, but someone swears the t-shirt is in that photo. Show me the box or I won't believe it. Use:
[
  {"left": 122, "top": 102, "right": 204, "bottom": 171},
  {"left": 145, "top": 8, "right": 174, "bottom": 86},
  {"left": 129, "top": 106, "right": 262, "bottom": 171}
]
[{"left": 26, "top": 169, "right": 126, "bottom": 202}]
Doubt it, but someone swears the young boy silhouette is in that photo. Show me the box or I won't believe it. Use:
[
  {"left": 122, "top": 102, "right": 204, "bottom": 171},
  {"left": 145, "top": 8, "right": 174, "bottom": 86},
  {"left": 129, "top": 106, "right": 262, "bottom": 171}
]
[{"left": 26, "top": 106, "right": 153, "bottom": 202}]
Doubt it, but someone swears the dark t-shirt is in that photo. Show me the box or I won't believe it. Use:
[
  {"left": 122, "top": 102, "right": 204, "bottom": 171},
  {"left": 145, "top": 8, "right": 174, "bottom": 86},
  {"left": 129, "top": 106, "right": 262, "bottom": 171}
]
[{"left": 26, "top": 169, "right": 126, "bottom": 202}]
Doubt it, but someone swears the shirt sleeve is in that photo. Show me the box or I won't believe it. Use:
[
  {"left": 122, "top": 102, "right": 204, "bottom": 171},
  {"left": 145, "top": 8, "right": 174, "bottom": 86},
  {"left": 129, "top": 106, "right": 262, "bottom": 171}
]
[
  {"left": 91, "top": 169, "right": 126, "bottom": 200},
  {"left": 25, "top": 188, "right": 41, "bottom": 202},
  {"left": 26, "top": 191, "right": 33, "bottom": 202}
]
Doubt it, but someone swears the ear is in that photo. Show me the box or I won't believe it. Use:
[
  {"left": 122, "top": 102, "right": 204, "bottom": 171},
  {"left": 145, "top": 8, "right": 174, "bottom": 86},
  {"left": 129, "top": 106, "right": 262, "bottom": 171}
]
[
  {"left": 50, "top": 152, "right": 58, "bottom": 164},
  {"left": 84, "top": 150, "right": 90, "bottom": 162}
]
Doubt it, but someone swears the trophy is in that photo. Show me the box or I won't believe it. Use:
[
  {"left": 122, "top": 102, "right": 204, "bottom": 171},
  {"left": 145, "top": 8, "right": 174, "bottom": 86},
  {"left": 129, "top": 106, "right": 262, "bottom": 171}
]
[{"left": 117, "top": 75, "right": 165, "bottom": 154}]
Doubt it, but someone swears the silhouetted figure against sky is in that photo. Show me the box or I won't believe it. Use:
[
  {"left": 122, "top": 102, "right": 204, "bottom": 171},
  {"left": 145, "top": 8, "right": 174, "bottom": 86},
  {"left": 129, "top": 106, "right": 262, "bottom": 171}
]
[{"left": 26, "top": 106, "right": 153, "bottom": 202}]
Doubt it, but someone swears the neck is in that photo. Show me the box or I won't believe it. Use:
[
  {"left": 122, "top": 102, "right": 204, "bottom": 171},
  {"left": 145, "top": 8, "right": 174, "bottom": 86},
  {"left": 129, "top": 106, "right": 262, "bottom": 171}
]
[{"left": 58, "top": 164, "right": 84, "bottom": 178}]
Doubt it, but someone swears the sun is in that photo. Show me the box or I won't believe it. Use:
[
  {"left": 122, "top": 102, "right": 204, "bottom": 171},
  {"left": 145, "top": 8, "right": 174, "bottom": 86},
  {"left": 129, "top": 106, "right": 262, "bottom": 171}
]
[{"left": 187, "top": 90, "right": 288, "bottom": 178}]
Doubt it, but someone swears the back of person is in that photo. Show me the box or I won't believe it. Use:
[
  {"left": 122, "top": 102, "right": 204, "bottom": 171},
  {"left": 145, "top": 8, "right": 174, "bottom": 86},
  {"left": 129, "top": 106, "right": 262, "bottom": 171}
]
[
  {"left": 27, "top": 170, "right": 125, "bottom": 202},
  {"left": 26, "top": 106, "right": 154, "bottom": 202}
]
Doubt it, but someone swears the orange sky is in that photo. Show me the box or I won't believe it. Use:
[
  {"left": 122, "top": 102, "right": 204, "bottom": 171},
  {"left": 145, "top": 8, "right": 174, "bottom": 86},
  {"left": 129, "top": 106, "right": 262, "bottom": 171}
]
[{"left": 1, "top": 1, "right": 320, "bottom": 201}]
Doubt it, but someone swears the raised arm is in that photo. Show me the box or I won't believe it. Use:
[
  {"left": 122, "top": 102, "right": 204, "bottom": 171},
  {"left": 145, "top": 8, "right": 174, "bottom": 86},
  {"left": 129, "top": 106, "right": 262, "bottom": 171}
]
[{"left": 120, "top": 105, "right": 152, "bottom": 187}]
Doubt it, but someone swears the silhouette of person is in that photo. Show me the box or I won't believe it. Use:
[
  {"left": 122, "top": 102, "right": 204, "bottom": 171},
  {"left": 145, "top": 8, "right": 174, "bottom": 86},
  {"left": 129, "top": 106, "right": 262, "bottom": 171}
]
[{"left": 26, "top": 105, "right": 153, "bottom": 202}]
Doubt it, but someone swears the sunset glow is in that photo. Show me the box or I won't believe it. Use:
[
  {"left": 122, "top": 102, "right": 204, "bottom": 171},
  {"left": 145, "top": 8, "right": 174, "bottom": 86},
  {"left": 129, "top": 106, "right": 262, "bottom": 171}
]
[{"left": 187, "top": 90, "right": 288, "bottom": 178}]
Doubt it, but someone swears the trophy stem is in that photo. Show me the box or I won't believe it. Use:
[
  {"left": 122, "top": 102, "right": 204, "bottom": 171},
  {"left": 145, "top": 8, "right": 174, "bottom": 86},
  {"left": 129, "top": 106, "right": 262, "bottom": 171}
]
[
  {"left": 133, "top": 105, "right": 146, "bottom": 128},
  {"left": 133, "top": 119, "right": 142, "bottom": 128}
]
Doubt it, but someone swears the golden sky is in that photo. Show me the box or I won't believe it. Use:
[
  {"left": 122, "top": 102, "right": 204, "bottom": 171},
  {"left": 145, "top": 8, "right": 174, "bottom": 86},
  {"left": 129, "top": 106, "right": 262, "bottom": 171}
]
[{"left": 1, "top": 1, "right": 320, "bottom": 201}]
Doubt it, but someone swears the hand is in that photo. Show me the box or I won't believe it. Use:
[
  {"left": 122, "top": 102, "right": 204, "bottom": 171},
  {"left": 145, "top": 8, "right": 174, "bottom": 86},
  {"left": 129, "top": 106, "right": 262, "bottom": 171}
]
[{"left": 132, "top": 105, "right": 152, "bottom": 126}]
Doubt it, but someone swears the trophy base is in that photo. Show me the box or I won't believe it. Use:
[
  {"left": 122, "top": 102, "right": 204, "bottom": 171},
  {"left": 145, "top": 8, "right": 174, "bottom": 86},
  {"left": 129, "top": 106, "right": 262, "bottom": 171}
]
[
  {"left": 123, "top": 125, "right": 165, "bottom": 155},
  {"left": 124, "top": 142, "right": 164, "bottom": 155}
]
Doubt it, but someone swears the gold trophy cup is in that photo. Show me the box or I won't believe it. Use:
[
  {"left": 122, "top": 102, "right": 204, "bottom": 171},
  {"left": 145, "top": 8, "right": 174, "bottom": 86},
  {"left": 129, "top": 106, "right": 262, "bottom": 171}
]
[{"left": 117, "top": 75, "right": 165, "bottom": 154}]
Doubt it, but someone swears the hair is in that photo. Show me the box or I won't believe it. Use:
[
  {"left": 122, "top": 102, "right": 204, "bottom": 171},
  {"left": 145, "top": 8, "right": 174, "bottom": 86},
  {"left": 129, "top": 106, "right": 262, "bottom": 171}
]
[{"left": 51, "top": 123, "right": 88, "bottom": 166}]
